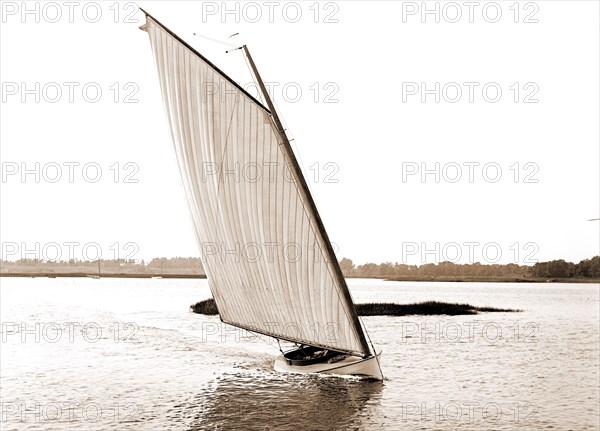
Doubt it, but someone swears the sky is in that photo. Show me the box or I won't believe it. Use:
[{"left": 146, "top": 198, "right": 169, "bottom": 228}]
[{"left": 1, "top": 0, "right": 599, "bottom": 266}]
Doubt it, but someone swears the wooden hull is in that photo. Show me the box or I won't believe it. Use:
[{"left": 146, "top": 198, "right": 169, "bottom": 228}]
[{"left": 274, "top": 350, "right": 383, "bottom": 380}]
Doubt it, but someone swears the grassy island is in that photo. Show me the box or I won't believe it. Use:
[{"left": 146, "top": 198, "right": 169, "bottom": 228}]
[{"left": 190, "top": 298, "right": 519, "bottom": 316}]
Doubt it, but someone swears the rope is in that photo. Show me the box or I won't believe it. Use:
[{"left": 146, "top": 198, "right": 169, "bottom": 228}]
[{"left": 193, "top": 32, "right": 237, "bottom": 49}]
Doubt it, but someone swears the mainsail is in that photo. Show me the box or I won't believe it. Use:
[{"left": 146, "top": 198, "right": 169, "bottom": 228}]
[{"left": 141, "top": 12, "right": 370, "bottom": 357}]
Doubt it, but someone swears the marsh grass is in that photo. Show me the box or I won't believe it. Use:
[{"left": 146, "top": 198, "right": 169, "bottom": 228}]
[
  {"left": 190, "top": 299, "right": 219, "bottom": 315},
  {"left": 190, "top": 299, "right": 519, "bottom": 316},
  {"left": 355, "top": 301, "right": 519, "bottom": 316}
]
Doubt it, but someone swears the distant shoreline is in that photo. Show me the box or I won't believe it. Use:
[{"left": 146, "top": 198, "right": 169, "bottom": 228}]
[
  {"left": 0, "top": 272, "right": 598, "bottom": 283},
  {"left": 0, "top": 272, "right": 207, "bottom": 279},
  {"left": 381, "top": 276, "right": 600, "bottom": 284}
]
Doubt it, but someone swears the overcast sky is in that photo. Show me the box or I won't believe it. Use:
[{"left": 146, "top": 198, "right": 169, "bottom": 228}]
[{"left": 1, "top": 1, "right": 598, "bottom": 266}]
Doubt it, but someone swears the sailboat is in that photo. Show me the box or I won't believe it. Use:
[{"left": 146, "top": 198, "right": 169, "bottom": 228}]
[
  {"left": 139, "top": 10, "right": 383, "bottom": 380},
  {"left": 151, "top": 259, "right": 163, "bottom": 279},
  {"left": 87, "top": 259, "right": 101, "bottom": 279}
]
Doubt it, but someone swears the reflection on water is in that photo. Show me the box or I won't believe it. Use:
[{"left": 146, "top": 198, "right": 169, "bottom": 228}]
[
  {"left": 1, "top": 278, "right": 598, "bottom": 430},
  {"left": 171, "top": 371, "right": 383, "bottom": 431}
]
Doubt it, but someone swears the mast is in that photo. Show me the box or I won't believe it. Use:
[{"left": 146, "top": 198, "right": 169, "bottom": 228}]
[{"left": 241, "top": 46, "right": 371, "bottom": 357}]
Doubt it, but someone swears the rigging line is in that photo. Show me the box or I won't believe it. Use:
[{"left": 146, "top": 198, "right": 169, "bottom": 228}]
[
  {"left": 272, "top": 99, "right": 320, "bottom": 217},
  {"left": 271, "top": 100, "right": 312, "bottom": 200},
  {"left": 359, "top": 314, "right": 384, "bottom": 378},
  {"left": 193, "top": 32, "right": 237, "bottom": 49}
]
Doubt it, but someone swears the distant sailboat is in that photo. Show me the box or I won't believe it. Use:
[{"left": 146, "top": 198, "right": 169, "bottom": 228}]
[
  {"left": 151, "top": 259, "right": 163, "bottom": 279},
  {"left": 140, "top": 10, "right": 383, "bottom": 380},
  {"left": 87, "top": 259, "right": 101, "bottom": 279}
]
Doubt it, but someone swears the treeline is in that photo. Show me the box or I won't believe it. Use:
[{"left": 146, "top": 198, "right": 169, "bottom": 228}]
[
  {"left": 2, "top": 256, "right": 599, "bottom": 280},
  {"left": 339, "top": 256, "right": 600, "bottom": 279},
  {"left": 145, "top": 257, "right": 204, "bottom": 273},
  {"left": 0, "top": 257, "right": 205, "bottom": 275},
  {"left": 529, "top": 257, "right": 600, "bottom": 279}
]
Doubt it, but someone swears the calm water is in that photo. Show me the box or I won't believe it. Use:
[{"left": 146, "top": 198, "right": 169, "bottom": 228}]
[{"left": 1, "top": 277, "right": 598, "bottom": 430}]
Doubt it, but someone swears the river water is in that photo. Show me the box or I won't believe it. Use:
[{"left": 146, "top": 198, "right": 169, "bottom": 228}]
[{"left": 1, "top": 277, "right": 598, "bottom": 430}]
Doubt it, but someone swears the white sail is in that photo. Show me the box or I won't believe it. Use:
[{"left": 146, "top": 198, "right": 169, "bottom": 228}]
[{"left": 142, "top": 13, "right": 370, "bottom": 356}]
